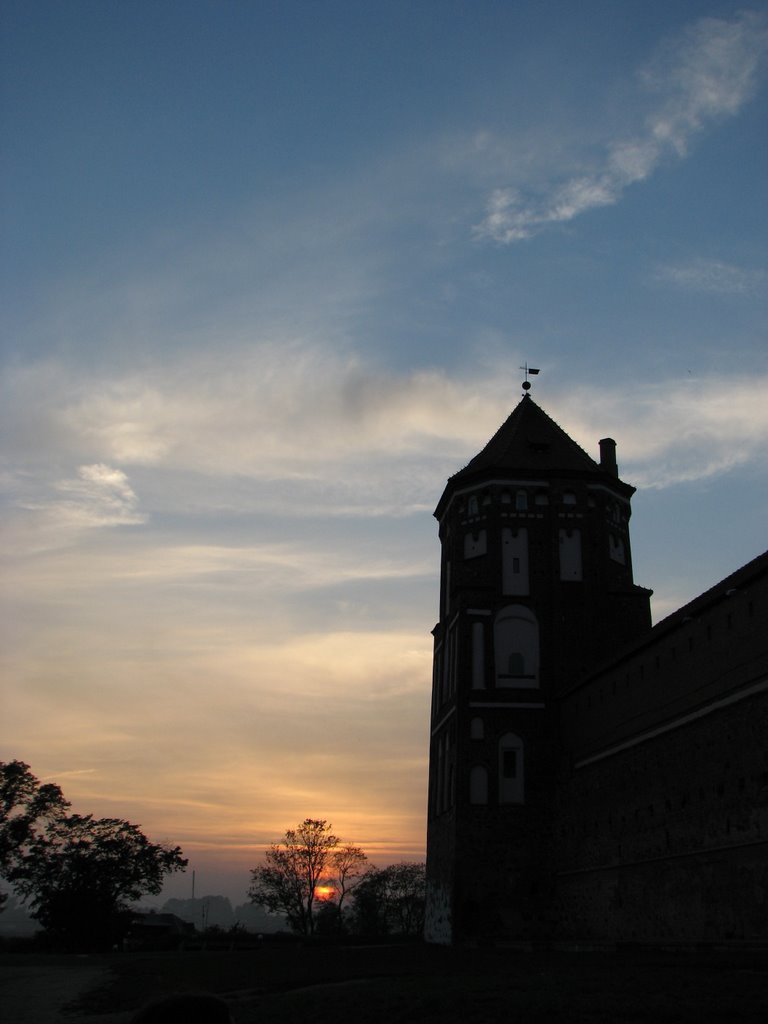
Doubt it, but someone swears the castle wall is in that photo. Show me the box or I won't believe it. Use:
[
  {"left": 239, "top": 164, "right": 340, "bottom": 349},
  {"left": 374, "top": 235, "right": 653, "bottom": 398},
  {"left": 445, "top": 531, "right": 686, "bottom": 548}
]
[
  {"left": 560, "top": 559, "right": 767, "bottom": 761},
  {"left": 553, "top": 691, "right": 768, "bottom": 940},
  {"left": 553, "top": 555, "right": 768, "bottom": 941}
]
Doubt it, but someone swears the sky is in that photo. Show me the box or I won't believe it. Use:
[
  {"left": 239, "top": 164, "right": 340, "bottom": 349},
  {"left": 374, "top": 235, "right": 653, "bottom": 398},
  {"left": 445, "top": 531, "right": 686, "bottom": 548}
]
[{"left": 1, "top": 1, "right": 766, "bottom": 906}]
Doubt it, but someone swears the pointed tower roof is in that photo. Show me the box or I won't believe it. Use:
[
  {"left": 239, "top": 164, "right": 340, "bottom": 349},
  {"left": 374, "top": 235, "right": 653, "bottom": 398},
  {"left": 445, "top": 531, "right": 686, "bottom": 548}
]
[{"left": 435, "top": 394, "right": 634, "bottom": 518}]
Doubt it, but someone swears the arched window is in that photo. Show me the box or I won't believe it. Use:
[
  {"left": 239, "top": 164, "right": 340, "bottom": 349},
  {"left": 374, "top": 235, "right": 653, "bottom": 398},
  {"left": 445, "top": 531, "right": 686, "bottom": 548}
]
[
  {"left": 494, "top": 605, "right": 539, "bottom": 688},
  {"left": 467, "top": 495, "right": 479, "bottom": 516},
  {"left": 470, "top": 716, "right": 484, "bottom": 740},
  {"left": 609, "top": 533, "right": 626, "bottom": 565},
  {"left": 469, "top": 765, "right": 488, "bottom": 805},
  {"left": 515, "top": 490, "right": 528, "bottom": 511},
  {"left": 499, "top": 733, "right": 524, "bottom": 804}
]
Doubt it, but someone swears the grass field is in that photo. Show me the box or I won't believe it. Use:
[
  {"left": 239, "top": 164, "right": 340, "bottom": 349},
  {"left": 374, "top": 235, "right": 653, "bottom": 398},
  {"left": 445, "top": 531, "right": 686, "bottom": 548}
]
[{"left": 37, "top": 941, "right": 767, "bottom": 1023}]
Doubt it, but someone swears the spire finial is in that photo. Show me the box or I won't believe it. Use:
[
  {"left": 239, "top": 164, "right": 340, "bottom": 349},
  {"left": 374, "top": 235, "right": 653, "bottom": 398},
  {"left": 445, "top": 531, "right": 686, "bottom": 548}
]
[{"left": 520, "top": 362, "right": 540, "bottom": 395}]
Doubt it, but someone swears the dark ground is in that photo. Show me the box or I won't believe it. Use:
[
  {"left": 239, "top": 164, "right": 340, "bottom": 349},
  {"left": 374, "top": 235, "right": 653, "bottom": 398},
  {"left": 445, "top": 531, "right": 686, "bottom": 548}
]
[{"left": 2, "top": 942, "right": 767, "bottom": 1023}]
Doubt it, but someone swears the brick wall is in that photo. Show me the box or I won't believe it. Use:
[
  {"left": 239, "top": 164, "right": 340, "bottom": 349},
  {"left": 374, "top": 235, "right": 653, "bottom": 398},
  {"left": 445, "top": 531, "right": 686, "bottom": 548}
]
[{"left": 551, "top": 553, "right": 768, "bottom": 940}]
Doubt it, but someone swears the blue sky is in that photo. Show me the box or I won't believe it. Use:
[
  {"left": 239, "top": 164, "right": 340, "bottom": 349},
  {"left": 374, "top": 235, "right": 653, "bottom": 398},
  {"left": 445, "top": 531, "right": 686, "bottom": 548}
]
[{"left": 2, "top": 1, "right": 766, "bottom": 904}]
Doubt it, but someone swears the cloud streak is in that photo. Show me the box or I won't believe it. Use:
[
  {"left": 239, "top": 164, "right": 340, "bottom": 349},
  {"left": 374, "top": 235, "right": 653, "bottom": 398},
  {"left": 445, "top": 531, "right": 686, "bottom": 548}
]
[
  {"left": 555, "top": 374, "right": 768, "bottom": 488},
  {"left": 48, "top": 463, "right": 146, "bottom": 527},
  {"left": 474, "top": 11, "right": 768, "bottom": 242},
  {"left": 3, "top": 621, "right": 432, "bottom": 875},
  {"left": 654, "top": 258, "right": 768, "bottom": 295},
  {"left": 4, "top": 348, "right": 768, "bottom": 551}
]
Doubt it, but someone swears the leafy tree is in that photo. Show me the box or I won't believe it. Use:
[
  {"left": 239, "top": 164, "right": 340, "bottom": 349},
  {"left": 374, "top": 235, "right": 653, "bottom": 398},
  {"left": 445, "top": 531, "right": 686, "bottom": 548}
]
[
  {"left": 1, "top": 761, "right": 187, "bottom": 948},
  {"left": 351, "top": 862, "right": 426, "bottom": 937},
  {"left": 0, "top": 760, "right": 69, "bottom": 911},
  {"left": 11, "top": 813, "right": 187, "bottom": 948},
  {"left": 248, "top": 818, "right": 342, "bottom": 935}
]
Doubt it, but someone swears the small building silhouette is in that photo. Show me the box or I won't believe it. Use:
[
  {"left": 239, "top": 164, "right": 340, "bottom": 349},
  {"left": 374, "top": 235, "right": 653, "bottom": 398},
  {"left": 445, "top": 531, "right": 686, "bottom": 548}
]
[
  {"left": 424, "top": 394, "right": 768, "bottom": 944},
  {"left": 124, "top": 911, "right": 195, "bottom": 950}
]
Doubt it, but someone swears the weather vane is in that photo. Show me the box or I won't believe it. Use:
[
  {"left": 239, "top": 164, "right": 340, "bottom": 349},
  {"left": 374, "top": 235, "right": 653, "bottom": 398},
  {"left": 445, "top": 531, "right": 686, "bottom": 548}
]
[{"left": 520, "top": 362, "right": 540, "bottom": 395}]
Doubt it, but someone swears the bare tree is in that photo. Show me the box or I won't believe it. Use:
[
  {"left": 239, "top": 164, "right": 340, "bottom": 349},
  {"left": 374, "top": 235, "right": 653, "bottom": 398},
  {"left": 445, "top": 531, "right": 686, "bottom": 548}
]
[
  {"left": 329, "top": 843, "right": 368, "bottom": 919},
  {"left": 248, "top": 818, "right": 340, "bottom": 935}
]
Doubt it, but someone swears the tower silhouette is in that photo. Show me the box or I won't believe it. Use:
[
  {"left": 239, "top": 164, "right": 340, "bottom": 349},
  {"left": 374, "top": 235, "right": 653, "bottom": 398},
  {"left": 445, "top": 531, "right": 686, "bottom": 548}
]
[{"left": 424, "top": 393, "right": 652, "bottom": 943}]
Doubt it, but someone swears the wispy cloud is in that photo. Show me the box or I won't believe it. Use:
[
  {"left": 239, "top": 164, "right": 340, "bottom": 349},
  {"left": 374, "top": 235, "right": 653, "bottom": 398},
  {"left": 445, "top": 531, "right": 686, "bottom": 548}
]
[
  {"left": 555, "top": 374, "right": 768, "bottom": 488},
  {"left": 654, "top": 258, "right": 768, "bottom": 295},
  {"left": 4, "top": 350, "right": 768, "bottom": 540},
  {"left": 474, "top": 11, "right": 768, "bottom": 242},
  {"left": 1, "top": 346, "right": 492, "bottom": 531},
  {"left": 56, "top": 463, "right": 145, "bottom": 523},
  {"left": 18, "top": 463, "right": 146, "bottom": 533}
]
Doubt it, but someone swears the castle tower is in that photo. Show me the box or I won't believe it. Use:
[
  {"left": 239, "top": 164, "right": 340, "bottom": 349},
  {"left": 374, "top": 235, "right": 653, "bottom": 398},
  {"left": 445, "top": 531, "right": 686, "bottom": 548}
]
[{"left": 424, "top": 393, "right": 652, "bottom": 944}]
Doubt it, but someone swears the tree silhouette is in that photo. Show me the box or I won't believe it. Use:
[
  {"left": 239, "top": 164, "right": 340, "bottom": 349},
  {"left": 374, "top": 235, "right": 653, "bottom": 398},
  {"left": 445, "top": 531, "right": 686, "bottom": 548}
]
[
  {"left": 0, "top": 760, "right": 69, "bottom": 911},
  {"left": 329, "top": 843, "right": 368, "bottom": 922},
  {"left": 352, "top": 862, "right": 426, "bottom": 936},
  {"left": 1, "top": 761, "right": 186, "bottom": 948},
  {"left": 248, "top": 818, "right": 347, "bottom": 935}
]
